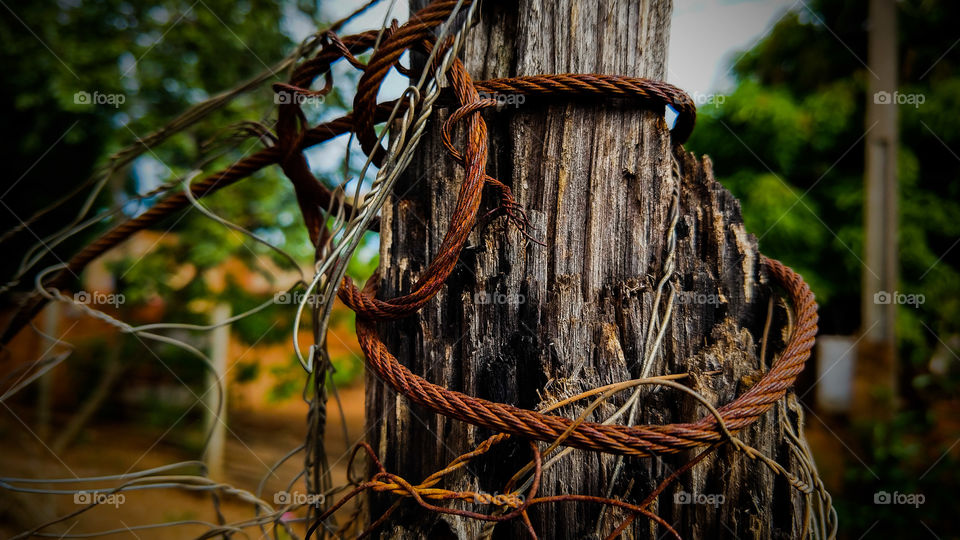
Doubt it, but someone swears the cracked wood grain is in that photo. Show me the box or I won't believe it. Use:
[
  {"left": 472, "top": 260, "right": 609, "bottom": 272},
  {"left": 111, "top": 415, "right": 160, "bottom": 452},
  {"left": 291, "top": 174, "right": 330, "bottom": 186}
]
[{"left": 363, "top": 1, "right": 809, "bottom": 538}]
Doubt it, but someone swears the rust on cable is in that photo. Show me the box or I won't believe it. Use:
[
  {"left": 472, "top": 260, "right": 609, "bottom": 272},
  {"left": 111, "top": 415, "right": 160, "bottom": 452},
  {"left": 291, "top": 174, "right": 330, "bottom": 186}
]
[{"left": 1, "top": 1, "right": 822, "bottom": 537}]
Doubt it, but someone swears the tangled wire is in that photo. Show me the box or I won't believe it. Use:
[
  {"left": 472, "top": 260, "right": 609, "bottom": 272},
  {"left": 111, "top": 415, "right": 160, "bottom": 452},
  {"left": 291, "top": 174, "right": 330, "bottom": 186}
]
[{"left": 1, "top": 0, "right": 836, "bottom": 538}]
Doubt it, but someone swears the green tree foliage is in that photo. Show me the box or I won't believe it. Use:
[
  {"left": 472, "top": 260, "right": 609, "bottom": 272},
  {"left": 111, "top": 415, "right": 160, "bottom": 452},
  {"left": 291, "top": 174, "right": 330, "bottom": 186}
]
[
  {"left": 1, "top": 0, "right": 294, "bottom": 266},
  {"left": 1, "top": 0, "right": 378, "bottom": 423},
  {"left": 686, "top": 1, "right": 960, "bottom": 535},
  {"left": 1, "top": 0, "right": 378, "bottom": 342}
]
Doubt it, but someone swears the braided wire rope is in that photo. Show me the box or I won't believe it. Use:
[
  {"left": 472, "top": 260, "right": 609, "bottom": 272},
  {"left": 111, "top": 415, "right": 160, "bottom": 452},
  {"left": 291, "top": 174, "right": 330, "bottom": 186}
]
[
  {"left": 0, "top": 0, "right": 832, "bottom": 537},
  {"left": 4, "top": 0, "right": 816, "bottom": 467}
]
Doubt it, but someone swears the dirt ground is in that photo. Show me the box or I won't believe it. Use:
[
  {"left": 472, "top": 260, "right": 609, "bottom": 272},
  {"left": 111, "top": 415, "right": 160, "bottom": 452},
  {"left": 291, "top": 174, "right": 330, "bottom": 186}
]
[{"left": 0, "top": 383, "right": 367, "bottom": 539}]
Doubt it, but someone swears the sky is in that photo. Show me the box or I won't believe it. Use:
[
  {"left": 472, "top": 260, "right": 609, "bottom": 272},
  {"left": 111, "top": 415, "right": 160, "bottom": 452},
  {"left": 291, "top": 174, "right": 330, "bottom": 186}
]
[{"left": 669, "top": 0, "right": 799, "bottom": 94}]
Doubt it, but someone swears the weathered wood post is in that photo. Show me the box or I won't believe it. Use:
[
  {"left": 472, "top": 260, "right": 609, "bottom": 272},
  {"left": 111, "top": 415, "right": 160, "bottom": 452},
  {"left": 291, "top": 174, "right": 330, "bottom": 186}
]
[{"left": 365, "top": 0, "right": 814, "bottom": 537}]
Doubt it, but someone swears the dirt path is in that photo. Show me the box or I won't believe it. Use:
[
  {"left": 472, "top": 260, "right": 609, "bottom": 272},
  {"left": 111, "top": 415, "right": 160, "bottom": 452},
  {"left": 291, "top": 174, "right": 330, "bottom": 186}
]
[{"left": 0, "top": 384, "right": 367, "bottom": 539}]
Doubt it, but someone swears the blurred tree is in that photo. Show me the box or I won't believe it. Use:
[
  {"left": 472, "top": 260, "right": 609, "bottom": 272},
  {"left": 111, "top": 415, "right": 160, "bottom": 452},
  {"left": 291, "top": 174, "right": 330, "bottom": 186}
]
[
  {"left": 0, "top": 0, "right": 377, "bottom": 342},
  {"left": 686, "top": 0, "right": 960, "bottom": 536},
  {"left": 2, "top": 0, "right": 293, "bottom": 270},
  {"left": 0, "top": 0, "right": 376, "bottom": 438}
]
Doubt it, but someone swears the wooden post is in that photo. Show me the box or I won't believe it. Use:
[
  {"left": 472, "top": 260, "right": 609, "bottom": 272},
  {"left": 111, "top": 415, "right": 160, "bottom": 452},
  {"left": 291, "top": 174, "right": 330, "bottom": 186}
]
[
  {"left": 365, "top": 1, "right": 812, "bottom": 536},
  {"left": 203, "top": 302, "right": 230, "bottom": 480},
  {"left": 35, "top": 302, "right": 60, "bottom": 440},
  {"left": 855, "top": 0, "right": 899, "bottom": 420}
]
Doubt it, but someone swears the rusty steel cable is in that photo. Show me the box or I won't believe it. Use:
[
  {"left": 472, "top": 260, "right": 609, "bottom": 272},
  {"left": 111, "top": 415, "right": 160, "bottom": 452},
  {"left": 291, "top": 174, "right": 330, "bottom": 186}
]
[
  {"left": 2, "top": 0, "right": 815, "bottom": 461},
  {"left": 2, "top": 0, "right": 815, "bottom": 460},
  {"left": 0, "top": 1, "right": 697, "bottom": 345},
  {"left": 296, "top": 0, "right": 479, "bottom": 375},
  {"left": 0, "top": 1, "right": 832, "bottom": 538},
  {"left": 353, "top": 256, "right": 816, "bottom": 457},
  {"left": 3, "top": 0, "right": 821, "bottom": 533}
]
